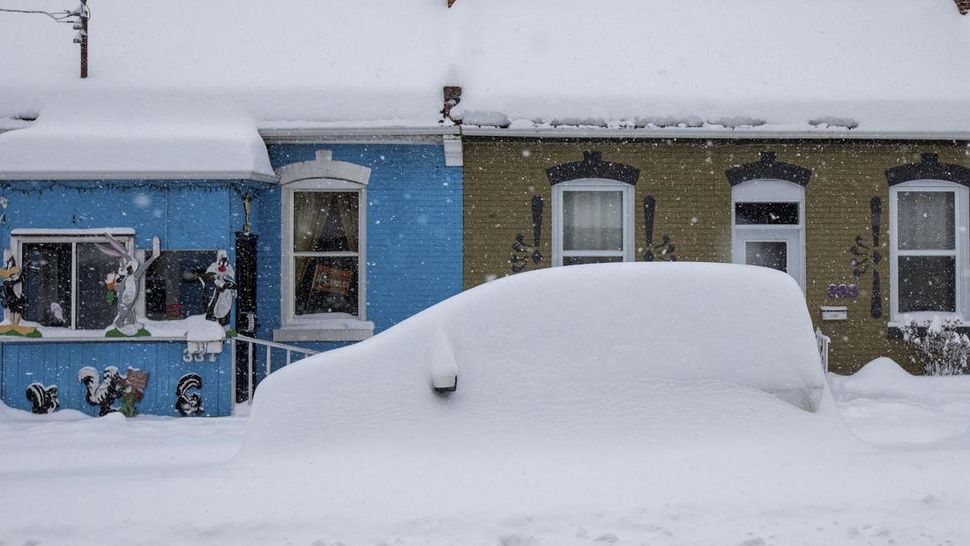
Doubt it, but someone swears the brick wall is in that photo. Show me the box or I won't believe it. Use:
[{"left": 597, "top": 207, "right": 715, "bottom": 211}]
[
  {"left": 463, "top": 138, "right": 970, "bottom": 374},
  {"left": 264, "top": 142, "right": 463, "bottom": 341}
]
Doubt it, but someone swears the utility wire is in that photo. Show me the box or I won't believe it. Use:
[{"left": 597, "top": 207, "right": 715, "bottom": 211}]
[{"left": 0, "top": 7, "right": 81, "bottom": 23}]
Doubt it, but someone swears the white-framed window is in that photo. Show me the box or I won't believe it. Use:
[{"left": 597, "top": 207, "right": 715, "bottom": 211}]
[
  {"left": 10, "top": 229, "right": 135, "bottom": 330},
  {"left": 551, "top": 178, "right": 635, "bottom": 266},
  {"left": 282, "top": 179, "right": 366, "bottom": 324},
  {"left": 731, "top": 179, "right": 806, "bottom": 290},
  {"left": 889, "top": 180, "right": 968, "bottom": 321},
  {"left": 275, "top": 150, "right": 374, "bottom": 342}
]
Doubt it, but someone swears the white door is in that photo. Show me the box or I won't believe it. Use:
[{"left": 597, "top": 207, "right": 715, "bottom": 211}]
[{"left": 733, "top": 228, "right": 802, "bottom": 286}]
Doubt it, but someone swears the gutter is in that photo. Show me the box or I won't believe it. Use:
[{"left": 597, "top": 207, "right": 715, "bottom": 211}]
[
  {"left": 459, "top": 126, "right": 970, "bottom": 141},
  {"left": 259, "top": 125, "right": 459, "bottom": 143},
  {"left": 0, "top": 170, "right": 280, "bottom": 183}
]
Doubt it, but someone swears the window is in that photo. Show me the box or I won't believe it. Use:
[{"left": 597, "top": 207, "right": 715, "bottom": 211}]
[
  {"left": 281, "top": 179, "right": 367, "bottom": 325},
  {"left": 292, "top": 191, "right": 360, "bottom": 316},
  {"left": 145, "top": 250, "right": 219, "bottom": 320},
  {"left": 552, "top": 179, "right": 635, "bottom": 266},
  {"left": 12, "top": 230, "right": 134, "bottom": 329},
  {"left": 731, "top": 179, "right": 805, "bottom": 290},
  {"left": 890, "top": 182, "right": 967, "bottom": 319},
  {"left": 276, "top": 150, "right": 373, "bottom": 342}
]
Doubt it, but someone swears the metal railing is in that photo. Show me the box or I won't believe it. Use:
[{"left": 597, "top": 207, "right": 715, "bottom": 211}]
[
  {"left": 815, "top": 328, "right": 831, "bottom": 374},
  {"left": 231, "top": 335, "right": 319, "bottom": 407}
]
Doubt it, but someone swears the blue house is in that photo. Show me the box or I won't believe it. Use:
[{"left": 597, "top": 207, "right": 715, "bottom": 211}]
[{"left": 0, "top": 114, "right": 463, "bottom": 416}]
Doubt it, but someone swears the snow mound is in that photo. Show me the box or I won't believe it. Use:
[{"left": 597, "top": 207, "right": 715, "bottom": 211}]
[
  {"left": 243, "top": 263, "right": 829, "bottom": 456},
  {"left": 830, "top": 357, "right": 970, "bottom": 402}
]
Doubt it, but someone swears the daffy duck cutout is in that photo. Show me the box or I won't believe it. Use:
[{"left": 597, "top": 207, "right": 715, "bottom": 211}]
[{"left": 0, "top": 253, "right": 37, "bottom": 336}]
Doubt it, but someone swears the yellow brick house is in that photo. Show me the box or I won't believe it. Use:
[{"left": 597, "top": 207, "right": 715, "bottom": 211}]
[{"left": 461, "top": 138, "right": 970, "bottom": 374}]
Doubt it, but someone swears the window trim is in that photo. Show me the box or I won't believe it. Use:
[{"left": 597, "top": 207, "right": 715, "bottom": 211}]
[
  {"left": 280, "top": 177, "right": 368, "bottom": 329},
  {"left": 551, "top": 178, "right": 635, "bottom": 267},
  {"left": 9, "top": 229, "right": 136, "bottom": 331},
  {"left": 730, "top": 178, "right": 806, "bottom": 291},
  {"left": 889, "top": 180, "right": 968, "bottom": 322}
]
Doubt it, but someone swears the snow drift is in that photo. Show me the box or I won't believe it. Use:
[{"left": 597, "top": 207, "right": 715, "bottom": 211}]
[{"left": 243, "top": 263, "right": 829, "bottom": 456}]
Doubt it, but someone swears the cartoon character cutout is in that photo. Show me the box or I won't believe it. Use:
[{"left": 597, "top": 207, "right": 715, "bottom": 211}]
[
  {"left": 205, "top": 250, "right": 236, "bottom": 332},
  {"left": 96, "top": 234, "right": 159, "bottom": 336},
  {"left": 0, "top": 252, "right": 37, "bottom": 336}
]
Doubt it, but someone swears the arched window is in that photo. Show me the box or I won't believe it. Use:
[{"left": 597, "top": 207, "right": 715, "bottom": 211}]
[
  {"left": 547, "top": 152, "right": 639, "bottom": 267},
  {"left": 276, "top": 150, "right": 372, "bottom": 342},
  {"left": 886, "top": 153, "right": 970, "bottom": 322}
]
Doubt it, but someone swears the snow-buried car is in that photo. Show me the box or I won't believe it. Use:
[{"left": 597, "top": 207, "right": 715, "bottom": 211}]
[{"left": 243, "top": 263, "right": 828, "bottom": 454}]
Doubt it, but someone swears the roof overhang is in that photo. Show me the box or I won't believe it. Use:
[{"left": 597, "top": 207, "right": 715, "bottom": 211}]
[
  {"left": 460, "top": 126, "right": 970, "bottom": 141},
  {"left": 0, "top": 170, "right": 279, "bottom": 183}
]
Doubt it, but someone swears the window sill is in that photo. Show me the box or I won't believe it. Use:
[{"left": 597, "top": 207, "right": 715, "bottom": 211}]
[
  {"left": 273, "top": 320, "right": 374, "bottom": 342},
  {"left": 887, "top": 319, "right": 970, "bottom": 340},
  {"left": 0, "top": 315, "right": 226, "bottom": 343}
]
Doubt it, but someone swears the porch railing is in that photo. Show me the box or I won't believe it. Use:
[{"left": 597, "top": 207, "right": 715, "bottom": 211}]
[
  {"left": 231, "top": 335, "right": 319, "bottom": 408},
  {"left": 815, "top": 328, "right": 831, "bottom": 374}
]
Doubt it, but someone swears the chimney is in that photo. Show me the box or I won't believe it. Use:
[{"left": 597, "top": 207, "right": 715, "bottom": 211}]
[
  {"left": 441, "top": 86, "right": 462, "bottom": 124},
  {"left": 956, "top": 0, "right": 970, "bottom": 15}
]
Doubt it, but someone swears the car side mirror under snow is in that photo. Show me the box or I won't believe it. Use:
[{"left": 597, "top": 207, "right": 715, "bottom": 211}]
[
  {"left": 430, "top": 333, "right": 458, "bottom": 395},
  {"left": 432, "top": 371, "right": 458, "bottom": 395}
]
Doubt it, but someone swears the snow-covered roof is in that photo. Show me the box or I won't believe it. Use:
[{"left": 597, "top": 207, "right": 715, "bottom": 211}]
[
  {"left": 1, "top": 0, "right": 969, "bottom": 146},
  {"left": 0, "top": 95, "right": 275, "bottom": 181}
]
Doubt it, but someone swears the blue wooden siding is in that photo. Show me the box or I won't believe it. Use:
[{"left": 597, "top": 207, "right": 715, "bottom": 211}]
[
  {"left": 0, "top": 341, "right": 232, "bottom": 416},
  {"left": 0, "top": 181, "right": 260, "bottom": 251},
  {"left": 0, "top": 141, "right": 464, "bottom": 414},
  {"left": 262, "top": 144, "right": 463, "bottom": 348},
  {"left": 0, "top": 180, "right": 255, "bottom": 416}
]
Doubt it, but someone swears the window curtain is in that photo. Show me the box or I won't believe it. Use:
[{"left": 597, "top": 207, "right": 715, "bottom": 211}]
[
  {"left": 563, "top": 191, "right": 623, "bottom": 251},
  {"left": 898, "top": 191, "right": 955, "bottom": 250}
]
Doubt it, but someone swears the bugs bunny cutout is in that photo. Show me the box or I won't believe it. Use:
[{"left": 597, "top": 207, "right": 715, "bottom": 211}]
[{"left": 96, "top": 234, "right": 160, "bottom": 336}]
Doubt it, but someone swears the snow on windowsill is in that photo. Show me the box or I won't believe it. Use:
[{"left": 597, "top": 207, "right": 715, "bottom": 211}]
[
  {"left": 274, "top": 319, "right": 374, "bottom": 343},
  {"left": 0, "top": 315, "right": 227, "bottom": 343}
]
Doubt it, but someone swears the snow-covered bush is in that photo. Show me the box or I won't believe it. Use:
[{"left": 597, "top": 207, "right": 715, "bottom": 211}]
[{"left": 901, "top": 316, "right": 970, "bottom": 376}]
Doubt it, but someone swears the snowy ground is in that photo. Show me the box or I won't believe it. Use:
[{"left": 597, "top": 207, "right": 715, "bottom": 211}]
[{"left": 1, "top": 360, "right": 969, "bottom": 545}]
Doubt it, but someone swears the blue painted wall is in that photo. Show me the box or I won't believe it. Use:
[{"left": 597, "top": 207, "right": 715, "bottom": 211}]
[
  {"left": 0, "top": 341, "right": 232, "bottom": 417},
  {"left": 0, "top": 141, "right": 464, "bottom": 414},
  {"left": 261, "top": 143, "right": 463, "bottom": 349},
  {"left": 0, "top": 180, "right": 257, "bottom": 416}
]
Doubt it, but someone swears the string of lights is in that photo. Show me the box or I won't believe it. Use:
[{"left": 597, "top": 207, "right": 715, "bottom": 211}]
[{"left": 0, "top": 179, "right": 272, "bottom": 197}]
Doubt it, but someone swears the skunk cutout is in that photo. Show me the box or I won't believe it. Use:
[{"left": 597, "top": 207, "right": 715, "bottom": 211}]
[
  {"left": 78, "top": 366, "right": 123, "bottom": 416},
  {"left": 175, "top": 373, "right": 204, "bottom": 416},
  {"left": 25, "top": 382, "right": 59, "bottom": 414}
]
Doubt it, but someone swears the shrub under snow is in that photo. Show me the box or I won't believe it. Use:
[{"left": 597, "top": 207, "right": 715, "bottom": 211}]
[{"left": 901, "top": 316, "right": 970, "bottom": 376}]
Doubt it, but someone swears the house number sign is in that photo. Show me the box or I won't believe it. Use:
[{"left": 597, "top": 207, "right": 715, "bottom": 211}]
[{"left": 827, "top": 283, "right": 858, "bottom": 299}]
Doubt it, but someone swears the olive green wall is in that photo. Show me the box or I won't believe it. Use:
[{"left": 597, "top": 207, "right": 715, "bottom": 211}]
[{"left": 462, "top": 138, "right": 970, "bottom": 374}]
